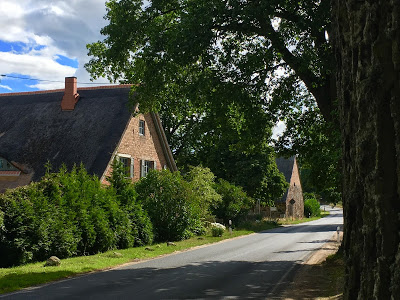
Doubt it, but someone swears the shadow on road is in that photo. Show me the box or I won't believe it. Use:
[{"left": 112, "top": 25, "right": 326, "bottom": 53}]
[{"left": 3, "top": 260, "right": 303, "bottom": 299}]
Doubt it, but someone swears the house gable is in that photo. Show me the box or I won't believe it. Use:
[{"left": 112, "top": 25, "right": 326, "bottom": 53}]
[
  {"left": 275, "top": 156, "right": 304, "bottom": 218},
  {"left": 102, "top": 112, "right": 177, "bottom": 183}
]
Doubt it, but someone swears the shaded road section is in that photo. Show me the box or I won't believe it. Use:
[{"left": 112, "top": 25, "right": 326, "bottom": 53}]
[{"left": 1, "top": 207, "right": 343, "bottom": 299}]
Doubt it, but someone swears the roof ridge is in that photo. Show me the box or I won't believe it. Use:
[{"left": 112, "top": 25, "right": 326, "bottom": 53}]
[{"left": 0, "top": 84, "right": 133, "bottom": 97}]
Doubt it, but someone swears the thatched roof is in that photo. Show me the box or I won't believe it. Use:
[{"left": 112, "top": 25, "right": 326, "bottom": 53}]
[
  {"left": 275, "top": 156, "right": 296, "bottom": 202},
  {"left": 0, "top": 86, "right": 136, "bottom": 181}
]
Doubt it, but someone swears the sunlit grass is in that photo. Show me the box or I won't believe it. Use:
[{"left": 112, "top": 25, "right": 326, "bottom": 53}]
[{"left": 278, "top": 210, "right": 330, "bottom": 225}]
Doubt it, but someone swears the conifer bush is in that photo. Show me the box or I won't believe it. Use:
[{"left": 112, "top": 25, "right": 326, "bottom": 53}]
[{"left": 0, "top": 163, "right": 153, "bottom": 267}]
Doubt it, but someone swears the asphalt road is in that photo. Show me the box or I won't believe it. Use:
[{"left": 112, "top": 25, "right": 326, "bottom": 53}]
[{"left": 2, "top": 207, "right": 343, "bottom": 300}]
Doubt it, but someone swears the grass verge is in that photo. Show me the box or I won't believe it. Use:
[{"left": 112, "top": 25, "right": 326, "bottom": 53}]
[
  {"left": 278, "top": 210, "right": 330, "bottom": 225},
  {"left": 0, "top": 212, "right": 328, "bottom": 295}
]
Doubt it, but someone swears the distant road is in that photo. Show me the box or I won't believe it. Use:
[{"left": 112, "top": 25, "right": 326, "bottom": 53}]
[{"left": 2, "top": 207, "right": 343, "bottom": 299}]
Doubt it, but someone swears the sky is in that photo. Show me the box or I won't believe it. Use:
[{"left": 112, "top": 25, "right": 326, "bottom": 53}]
[{"left": 0, "top": 0, "right": 110, "bottom": 94}]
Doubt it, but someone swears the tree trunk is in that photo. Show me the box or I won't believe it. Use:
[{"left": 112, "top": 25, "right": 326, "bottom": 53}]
[{"left": 332, "top": 1, "right": 400, "bottom": 299}]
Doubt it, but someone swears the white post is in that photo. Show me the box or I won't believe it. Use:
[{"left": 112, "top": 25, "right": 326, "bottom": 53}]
[{"left": 337, "top": 226, "right": 340, "bottom": 243}]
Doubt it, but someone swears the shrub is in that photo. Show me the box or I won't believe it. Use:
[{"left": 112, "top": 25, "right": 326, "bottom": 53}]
[
  {"left": 212, "top": 179, "right": 254, "bottom": 224},
  {"left": 304, "top": 194, "right": 321, "bottom": 217},
  {"left": 0, "top": 163, "right": 153, "bottom": 267},
  {"left": 135, "top": 169, "right": 199, "bottom": 242},
  {"left": 107, "top": 159, "right": 153, "bottom": 246},
  {"left": 184, "top": 166, "right": 222, "bottom": 236},
  {"left": 210, "top": 223, "right": 225, "bottom": 237}
]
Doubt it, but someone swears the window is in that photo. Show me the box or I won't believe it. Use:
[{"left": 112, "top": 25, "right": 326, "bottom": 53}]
[
  {"left": 117, "top": 155, "right": 134, "bottom": 178},
  {"left": 139, "top": 120, "right": 145, "bottom": 136},
  {"left": 140, "top": 160, "right": 156, "bottom": 177},
  {"left": 0, "top": 157, "right": 18, "bottom": 171}
]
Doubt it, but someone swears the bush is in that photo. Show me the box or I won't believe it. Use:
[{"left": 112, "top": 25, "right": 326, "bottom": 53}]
[
  {"left": 184, "top": 166, "right": 222, "bottom": 235},
  {"left": 212, "top": 179, "right": 254, "bottom": 224},
  {"left": 106, "top": 160, "right": 153, "bottom": 247},
  {"left": 304, "top": 194, "right": 321, "bottom": 217},
  {"left": 0, "top": 163, "right": 153, "bottom": 267},
  {"left": 210, "top": 223, "right": 225, "bottom": 237},
  {"left": 135, "top": 169, "right": 199, "bottom": 242}
]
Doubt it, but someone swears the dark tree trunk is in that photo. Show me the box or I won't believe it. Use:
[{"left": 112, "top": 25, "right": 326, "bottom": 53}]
[{"left": 332, "top": 1, "right": 400, "bottom": 299}]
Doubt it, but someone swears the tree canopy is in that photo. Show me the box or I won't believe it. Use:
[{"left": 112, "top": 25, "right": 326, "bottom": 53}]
[{"left": 86, "top": 0, "right": 339, "bottom": 199}]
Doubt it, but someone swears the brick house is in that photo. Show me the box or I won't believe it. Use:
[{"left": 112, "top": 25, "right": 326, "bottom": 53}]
[
  {"left": 0, "top": 77, "right": 177, "bottom": 192},
  {"left": 275, "top": 156, "right": 304, "bottom": 219}
]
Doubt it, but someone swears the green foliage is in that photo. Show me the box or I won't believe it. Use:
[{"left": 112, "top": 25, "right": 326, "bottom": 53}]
[
  {"left": 107, "top": 159, "right": 153, "bottom": 246},
  {"left": 0, "top": 164, "right": 152, "bottom": 267},
  {"left": 135, "top": 169, "right": 198, "bottom": 242},
  {"left": 184, "top": 166, "right": 222, "bottom": 219},
  {"left": 275, "top": 104, "right": 342, "bottom": 202},
  {"left": 212, "top": 179, "right": 254, "bottom": 224},
  {"left": 85, "top": 0, "right": 339, "bottom": 202},
  {"left": 211, "top": 226, "right": 224, "bottom": 237},
  {"left": 304, "top": 193, "right": 321, "bottom": 218}
]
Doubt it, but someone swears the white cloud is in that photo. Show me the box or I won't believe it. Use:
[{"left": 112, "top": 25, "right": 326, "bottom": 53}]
[
  {"left": 272, "top": 120, "right": 286, "bottom": 140},
  {"left": 0, "top": 0, "right": 110, "bottom": 91},
  {"left": 0, "top": 84, "right": 12, "bottom": 91},
  {"left": 0, "top": 51, "right": 76, "bottom": 80}
]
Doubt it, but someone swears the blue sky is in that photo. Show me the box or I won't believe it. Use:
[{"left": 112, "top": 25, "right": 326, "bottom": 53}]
[{"left": 0, "top": 0, "right": 109, "bottom": 94}]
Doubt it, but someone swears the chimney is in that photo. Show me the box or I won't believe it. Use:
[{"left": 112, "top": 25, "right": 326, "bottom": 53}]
[{"left": 61, "top": 77, "right": 80, "bottom": 111}]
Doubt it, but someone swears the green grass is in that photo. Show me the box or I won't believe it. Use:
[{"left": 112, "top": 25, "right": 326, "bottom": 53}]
[{"left": 0, "top": 212, "right": 328, "bottom": 295}]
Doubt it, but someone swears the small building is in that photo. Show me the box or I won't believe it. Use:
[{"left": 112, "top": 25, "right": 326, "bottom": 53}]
[
  {"left": 0, "top": 77, "right": 177, "bottom": 192},
  {"left": 275, "top": 156, "right": 304, "bottom": 219}
]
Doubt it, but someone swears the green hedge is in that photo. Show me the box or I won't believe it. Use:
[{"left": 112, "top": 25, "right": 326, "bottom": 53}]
[
  {"left": 0, "top": 164, "right": 152, "bottom": 267},
  {"left": 0, "top": 163, "right": 258, "bottom": 267}
]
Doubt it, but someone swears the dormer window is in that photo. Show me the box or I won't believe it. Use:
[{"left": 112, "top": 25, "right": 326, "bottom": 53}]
[{"left": 139, "top": 120, "right": 145, "bottom": 136}]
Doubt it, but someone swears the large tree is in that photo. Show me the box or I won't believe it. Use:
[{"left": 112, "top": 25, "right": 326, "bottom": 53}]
[
  {"left": 333, "top": 1, "right": 400, "bottom": 298},
  {"left": 86, "top": 0, "right": 400, "bottom": 297},
  {"left": 86, "top": 0, "right": 338, "bottom": 197}
]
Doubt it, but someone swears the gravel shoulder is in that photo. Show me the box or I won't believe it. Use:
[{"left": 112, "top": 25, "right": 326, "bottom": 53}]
[{"left": 281, "top": 232, "right": 344, "bottom": 300}]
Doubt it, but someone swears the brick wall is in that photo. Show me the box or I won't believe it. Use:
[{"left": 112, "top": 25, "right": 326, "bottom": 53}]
[
  {"left": 285, "top": 158, "right": 304, "bottom": 218},
  {"left": 101, "top": 113, "right": 168, "bottom": 183}
]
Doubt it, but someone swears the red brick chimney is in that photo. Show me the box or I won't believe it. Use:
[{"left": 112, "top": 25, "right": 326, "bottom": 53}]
[{"left": 61, "top": 77, "right": 80, "bottom": 111}]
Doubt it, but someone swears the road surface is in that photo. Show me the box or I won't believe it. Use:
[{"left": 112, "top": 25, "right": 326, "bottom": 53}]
[{"left": 2, "top": 207, "right": 343, "bottom": 299}]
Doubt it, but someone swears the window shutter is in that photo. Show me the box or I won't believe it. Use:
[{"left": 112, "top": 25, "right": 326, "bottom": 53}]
[{"left": 154, "top": 161, "right": 157, "bottom": 170}]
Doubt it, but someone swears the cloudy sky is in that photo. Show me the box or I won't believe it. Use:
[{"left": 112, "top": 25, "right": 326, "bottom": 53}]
[{"left": 0, "top": 0, "right": 109, "bottom": 93}]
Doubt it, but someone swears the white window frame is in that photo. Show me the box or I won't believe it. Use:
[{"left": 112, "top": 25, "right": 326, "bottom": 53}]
[
  {"left": 139, "top": 120, "right": 145, "bottom": 136},
  {"left": 117, "top": 154, "right": 134, "bottom": 178},
  {"left": 140, "top": 159, "right": 157, "bottom": 178}
]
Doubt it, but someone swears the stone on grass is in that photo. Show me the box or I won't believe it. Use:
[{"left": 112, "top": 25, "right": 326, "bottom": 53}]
[
  {"left": 109, "top": 251, "right": 123, "bottom": 258},
  {"left": 167, "top": 242, "right": 176, "bottom": 246},
  {"left": 44, "top": 256, "right": 61, "bottom": 267},
  {"left": 145, "top": 247, "right": 154, "bottom": 251}
]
